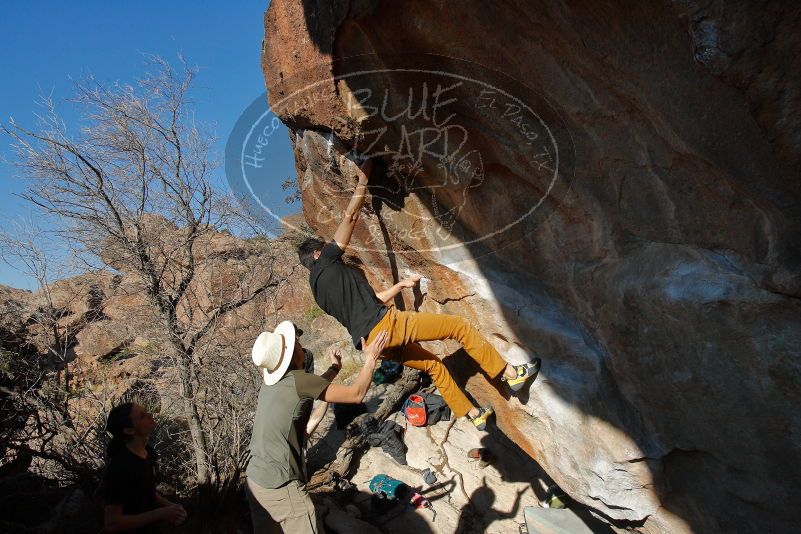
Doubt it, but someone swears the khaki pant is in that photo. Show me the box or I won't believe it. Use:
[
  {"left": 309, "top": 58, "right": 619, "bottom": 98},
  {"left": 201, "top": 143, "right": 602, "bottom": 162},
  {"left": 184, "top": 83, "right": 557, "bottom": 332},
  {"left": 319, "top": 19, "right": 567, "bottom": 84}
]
[
  {"left": 366, "top": 307, "right": 507, "bottom": 417},
  {"left": 246, "top": 478, "right": 324, "bottom": 534}
]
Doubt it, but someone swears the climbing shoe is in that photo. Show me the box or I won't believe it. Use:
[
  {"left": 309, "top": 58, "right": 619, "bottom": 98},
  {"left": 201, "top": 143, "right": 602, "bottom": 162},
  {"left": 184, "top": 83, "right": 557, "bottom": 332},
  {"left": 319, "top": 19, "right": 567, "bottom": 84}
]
[
  {"left": 469, "top": 406, "right": 494, "bottom": 431},
  {"left": 503, "top": 358, "right": 542, "bottom": 392}
]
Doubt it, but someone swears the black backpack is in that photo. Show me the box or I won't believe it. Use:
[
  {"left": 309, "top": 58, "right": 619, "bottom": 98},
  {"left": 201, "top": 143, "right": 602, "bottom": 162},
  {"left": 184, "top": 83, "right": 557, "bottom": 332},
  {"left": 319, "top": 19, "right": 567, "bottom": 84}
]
[{"left": 422, "top": 392, "right": 451, "bottom": 425}]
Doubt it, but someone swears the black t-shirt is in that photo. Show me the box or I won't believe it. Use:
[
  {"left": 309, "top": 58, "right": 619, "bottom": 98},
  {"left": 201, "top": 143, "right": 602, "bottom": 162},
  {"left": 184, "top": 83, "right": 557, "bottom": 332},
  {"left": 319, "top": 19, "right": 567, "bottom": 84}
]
[
  {"left": 309, "top": 241, "right": 387, "bottom": 348},
  {"left": 103, "top": 446, "right": 161, "bottom": 534}
]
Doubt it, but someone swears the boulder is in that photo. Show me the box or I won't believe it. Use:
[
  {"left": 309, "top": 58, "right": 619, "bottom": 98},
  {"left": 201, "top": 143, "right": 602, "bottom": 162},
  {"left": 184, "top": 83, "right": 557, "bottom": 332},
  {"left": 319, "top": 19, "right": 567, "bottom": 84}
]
[
  {"left": 0, "top": 285, "right": 31, "bottom": 348},
  {"left": 73, "top": 320, "right": 130, "bottom": 360},
  {"left": 261, "top": 1, "right": 801, "bottom": 532}
]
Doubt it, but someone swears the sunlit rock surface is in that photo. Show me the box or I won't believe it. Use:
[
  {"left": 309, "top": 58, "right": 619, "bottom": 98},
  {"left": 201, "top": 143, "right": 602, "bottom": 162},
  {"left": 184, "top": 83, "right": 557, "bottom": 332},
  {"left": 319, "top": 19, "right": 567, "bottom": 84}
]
[{"left": 262, "top": 1, "right": 801, "bottom": 532}]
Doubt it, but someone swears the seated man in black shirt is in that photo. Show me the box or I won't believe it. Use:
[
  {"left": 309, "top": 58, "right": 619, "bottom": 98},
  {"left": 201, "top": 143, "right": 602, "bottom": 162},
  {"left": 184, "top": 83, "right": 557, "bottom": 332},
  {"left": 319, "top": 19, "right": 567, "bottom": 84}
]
[
  {"left": 297, "top": 158, "right": 540, "bottom": 431},
  {"left": 103, "top": 402, "right": 187, "bottom": 533}
]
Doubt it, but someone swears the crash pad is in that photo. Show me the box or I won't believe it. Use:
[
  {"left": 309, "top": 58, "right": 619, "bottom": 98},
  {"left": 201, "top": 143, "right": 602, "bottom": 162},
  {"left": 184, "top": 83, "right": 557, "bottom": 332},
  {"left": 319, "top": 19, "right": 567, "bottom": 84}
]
[{"left": 524, "top": 506, "right": 595, "bottom": 534}]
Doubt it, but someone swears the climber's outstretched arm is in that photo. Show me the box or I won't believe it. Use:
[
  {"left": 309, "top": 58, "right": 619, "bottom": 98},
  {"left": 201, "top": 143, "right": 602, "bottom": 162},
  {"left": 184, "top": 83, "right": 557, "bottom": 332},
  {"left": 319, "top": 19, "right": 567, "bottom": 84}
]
[
  {"left": 375, "top": 274, "right": 422, "bottom": 304},
  {"left": 333, "top": 159, "right": 373, "bottom": 251}
]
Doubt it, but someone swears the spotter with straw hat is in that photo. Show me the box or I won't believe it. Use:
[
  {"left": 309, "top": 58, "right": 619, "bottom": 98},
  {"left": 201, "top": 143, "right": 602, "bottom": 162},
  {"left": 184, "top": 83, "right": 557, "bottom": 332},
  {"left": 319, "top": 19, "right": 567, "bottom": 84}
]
[{"left": 245, "top": 320, "right": 389, "bottom": 534}]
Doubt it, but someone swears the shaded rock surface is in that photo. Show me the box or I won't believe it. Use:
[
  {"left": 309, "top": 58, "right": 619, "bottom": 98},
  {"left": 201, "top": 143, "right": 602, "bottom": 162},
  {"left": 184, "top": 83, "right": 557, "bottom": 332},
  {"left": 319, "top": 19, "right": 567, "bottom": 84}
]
[{"left": 262, "top": 1, "right": 801, "bottom": 533}]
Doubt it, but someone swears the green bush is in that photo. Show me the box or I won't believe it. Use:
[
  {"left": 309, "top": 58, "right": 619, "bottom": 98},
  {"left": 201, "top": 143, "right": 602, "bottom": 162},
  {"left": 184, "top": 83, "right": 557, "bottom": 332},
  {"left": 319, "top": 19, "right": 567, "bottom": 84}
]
[{"left": 304, "top": 305, "right": 324, "bottom": 322}]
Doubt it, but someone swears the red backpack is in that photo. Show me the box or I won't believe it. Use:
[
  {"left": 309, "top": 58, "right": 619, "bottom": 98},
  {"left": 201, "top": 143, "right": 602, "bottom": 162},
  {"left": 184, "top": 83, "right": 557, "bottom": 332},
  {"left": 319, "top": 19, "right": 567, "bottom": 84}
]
[{"left": 402, "top": 394, "right": 427, "bottom": 427}]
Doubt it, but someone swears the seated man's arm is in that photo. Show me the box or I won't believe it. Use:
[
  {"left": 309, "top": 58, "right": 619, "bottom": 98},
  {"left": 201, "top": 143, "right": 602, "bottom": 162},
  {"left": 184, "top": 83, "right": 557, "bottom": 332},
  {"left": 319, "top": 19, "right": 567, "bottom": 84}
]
[
  {"left": 333, "top": 159, "right": 372, "bottom": 251},
  {"left": 375, "top": 274, "right": 422, "bottom": 304},
  {"left": 154, "top": 493, "right": 187, "bottom": 524},
  {"left": 104, "top": 504, "right": 174, "bottom": 533},
  {"left": 320, "top": 331, "right": 387, "bottom": 404}
]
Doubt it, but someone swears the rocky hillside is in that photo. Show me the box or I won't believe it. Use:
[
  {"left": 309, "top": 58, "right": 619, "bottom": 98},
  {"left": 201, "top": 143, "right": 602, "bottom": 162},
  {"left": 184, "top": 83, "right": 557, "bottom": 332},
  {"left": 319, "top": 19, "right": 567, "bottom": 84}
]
[
  {"left": 261, "top": 1, "right": 801, "bottom": 533},
  {"left": 0, "top": 227, "right": 350, "bottom": 406}
]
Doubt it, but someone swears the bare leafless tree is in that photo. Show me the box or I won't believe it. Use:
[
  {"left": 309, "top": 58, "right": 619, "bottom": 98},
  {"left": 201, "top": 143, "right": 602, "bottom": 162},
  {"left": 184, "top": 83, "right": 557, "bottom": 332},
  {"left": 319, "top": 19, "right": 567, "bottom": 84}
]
[
  {"left": 0, "top": 223, "right": 112, "bottom": 488},
  {"left": 0, "top": 221, "right": 83, "bottom": 385},
  {"left": 2, "top": 54, "right": 287, "bottom": 492}
]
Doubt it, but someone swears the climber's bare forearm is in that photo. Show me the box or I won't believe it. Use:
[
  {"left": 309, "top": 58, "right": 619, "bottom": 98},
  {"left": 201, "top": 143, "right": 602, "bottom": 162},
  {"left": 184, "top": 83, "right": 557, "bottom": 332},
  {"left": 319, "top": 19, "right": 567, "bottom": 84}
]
[
  {"left": 334, "top": 160, "right": 371, "bottom": 250},
  {"left": 333, "top": 180, "right": 368, "bottom": 250},
  {"left": 375, "top": 282, "right": 404, "bottom": 304},
  {"left": 375, "top": 275, "right": 420, "bottom": 303}
]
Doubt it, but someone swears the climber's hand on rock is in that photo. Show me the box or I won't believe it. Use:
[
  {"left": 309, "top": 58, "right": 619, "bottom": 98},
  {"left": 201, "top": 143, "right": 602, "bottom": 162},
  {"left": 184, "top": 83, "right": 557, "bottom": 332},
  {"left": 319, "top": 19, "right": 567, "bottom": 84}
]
[{"left": 401, "top": 273, "right": 422, "bottom": 288}]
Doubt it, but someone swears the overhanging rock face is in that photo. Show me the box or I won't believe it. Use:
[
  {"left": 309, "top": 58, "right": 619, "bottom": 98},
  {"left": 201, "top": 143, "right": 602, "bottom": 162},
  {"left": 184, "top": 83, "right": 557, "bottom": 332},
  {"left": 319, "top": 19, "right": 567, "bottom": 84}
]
[{"left": 260, "top": 1, "right": 801, "bottom": 532}]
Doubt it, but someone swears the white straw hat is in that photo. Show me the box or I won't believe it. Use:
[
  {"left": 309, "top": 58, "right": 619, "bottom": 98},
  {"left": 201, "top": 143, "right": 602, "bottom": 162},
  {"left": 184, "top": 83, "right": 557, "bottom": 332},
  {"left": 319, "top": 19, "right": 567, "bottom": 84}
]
[{"left": 251, "top": 320, "right": 297, "bottom": 385}]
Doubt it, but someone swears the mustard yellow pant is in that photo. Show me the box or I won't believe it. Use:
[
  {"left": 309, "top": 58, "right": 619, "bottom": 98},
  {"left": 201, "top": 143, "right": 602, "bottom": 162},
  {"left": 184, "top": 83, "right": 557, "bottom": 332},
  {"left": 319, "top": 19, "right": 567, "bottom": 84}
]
[{"left": 366, "top": 307, "right": 507, "bottom": 418}]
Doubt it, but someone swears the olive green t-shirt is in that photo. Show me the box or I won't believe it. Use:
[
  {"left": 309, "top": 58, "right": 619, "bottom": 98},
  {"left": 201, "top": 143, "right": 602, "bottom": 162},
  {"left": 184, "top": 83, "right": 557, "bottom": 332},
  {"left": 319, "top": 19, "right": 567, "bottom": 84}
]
[{"left": 246, "top": 370, "right": 330, "bottom": 489}]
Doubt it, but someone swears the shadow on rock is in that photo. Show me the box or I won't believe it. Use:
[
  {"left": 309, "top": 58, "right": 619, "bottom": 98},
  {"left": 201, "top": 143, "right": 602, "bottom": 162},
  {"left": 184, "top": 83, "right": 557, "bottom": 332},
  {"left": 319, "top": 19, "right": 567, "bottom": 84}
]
[
  {"left": 315, "top": 485, "right": 435, "bottom": 534},
  {"left": 455, "top": 482, "right": 525, "bottom": 534}
]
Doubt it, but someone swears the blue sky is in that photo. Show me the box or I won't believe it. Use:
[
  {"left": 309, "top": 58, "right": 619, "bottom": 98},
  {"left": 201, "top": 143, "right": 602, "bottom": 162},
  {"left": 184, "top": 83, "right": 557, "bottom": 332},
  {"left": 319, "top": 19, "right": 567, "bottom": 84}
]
[{"left": 0, "top": 1, "right": 297, "bottom": 289}]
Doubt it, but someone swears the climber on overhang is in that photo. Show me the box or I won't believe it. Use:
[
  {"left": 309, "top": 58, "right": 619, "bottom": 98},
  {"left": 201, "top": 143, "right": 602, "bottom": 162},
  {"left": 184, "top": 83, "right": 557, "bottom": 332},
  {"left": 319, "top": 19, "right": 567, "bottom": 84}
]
[{"left": 296, "top": 156, "right": 541, "bottom": 431}]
